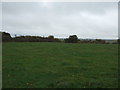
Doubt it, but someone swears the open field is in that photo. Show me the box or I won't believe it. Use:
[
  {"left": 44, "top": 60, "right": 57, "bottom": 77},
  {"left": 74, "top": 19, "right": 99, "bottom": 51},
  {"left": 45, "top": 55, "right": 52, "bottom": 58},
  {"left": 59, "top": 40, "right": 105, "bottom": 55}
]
[{"left": 2, "top": 42, "right": 118, "bottom": 88}]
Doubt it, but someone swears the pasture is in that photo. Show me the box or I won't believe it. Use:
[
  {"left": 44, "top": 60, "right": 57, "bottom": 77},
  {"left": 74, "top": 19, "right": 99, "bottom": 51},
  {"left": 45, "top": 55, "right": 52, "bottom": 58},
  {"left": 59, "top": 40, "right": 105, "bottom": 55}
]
[{"left": 2, "top": 42, "right": 118, "bottom": 88}]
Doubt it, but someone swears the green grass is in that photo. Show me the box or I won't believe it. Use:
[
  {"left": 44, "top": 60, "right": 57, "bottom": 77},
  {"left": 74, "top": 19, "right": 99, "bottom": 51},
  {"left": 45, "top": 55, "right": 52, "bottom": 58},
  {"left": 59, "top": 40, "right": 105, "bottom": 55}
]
[{"left": 2, "top": 42, "right": 118, "bottom": 88}]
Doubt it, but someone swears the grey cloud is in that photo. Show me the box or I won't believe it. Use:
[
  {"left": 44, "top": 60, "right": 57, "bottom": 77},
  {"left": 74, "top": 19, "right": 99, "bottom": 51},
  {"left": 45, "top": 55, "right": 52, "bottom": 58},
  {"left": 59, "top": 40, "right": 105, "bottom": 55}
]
[{"left": 2, "top": 2, "right": 118, "bottom": 39}]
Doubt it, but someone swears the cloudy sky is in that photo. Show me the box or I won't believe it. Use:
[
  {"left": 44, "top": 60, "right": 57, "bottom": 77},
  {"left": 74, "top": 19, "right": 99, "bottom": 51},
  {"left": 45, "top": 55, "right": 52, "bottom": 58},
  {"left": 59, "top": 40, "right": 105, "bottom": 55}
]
[{"left": 2, "top": 2, "right": 118, "bottom": 39}]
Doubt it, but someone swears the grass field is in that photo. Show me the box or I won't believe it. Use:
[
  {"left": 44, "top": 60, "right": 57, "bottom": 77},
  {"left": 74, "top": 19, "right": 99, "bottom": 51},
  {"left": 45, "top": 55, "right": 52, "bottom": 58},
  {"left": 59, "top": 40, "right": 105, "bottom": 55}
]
[{"left": 2, "top": 42, "right": 118, "bottom": 88}]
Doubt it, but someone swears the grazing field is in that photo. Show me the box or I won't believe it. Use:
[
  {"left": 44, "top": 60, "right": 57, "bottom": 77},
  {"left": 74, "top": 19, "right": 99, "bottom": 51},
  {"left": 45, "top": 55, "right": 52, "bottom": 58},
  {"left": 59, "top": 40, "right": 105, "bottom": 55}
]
[{"left": 2, "top": 42, "right": 118, "bottom": 88}]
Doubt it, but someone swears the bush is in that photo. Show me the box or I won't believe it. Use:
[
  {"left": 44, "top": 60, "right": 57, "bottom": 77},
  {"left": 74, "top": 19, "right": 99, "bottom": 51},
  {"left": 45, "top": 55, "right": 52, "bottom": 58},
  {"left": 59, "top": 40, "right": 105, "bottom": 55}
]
[{"left": 65, "top": 35, "right": 78, "bottom": 43}]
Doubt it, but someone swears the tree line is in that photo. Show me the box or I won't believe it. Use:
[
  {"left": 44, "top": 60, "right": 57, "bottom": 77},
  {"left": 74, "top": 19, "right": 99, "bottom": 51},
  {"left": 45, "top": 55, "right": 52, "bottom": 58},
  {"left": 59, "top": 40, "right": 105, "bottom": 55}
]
[
  {"left": 1, "top": 32, "right": 60, "bottom": 42},
  {"left": 1, "top": 32, "right": 119, "bottom": 44}
]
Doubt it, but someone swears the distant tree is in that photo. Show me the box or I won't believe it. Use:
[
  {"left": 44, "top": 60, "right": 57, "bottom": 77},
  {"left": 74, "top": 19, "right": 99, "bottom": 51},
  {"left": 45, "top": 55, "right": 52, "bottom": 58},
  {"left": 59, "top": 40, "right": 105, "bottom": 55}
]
[
  {"left": 2, "top": 32, "right": 12, "bottom": 42},
  {"left": 64, "top": 38, "right": 69, "bottom": 43},
  {"left": 48, "top": 35, "right": 54, "bottom": 39},
  {"left": 1, "top": 32, "right": 61, "bottom": 42},
  {"left": 65, "top": 35, "right": 78, "bottom": 43}
]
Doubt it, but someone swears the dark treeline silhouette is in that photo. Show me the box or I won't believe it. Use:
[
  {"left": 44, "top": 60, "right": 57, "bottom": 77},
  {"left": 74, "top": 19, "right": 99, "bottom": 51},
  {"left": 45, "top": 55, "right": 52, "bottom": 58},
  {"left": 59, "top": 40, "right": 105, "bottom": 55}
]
[
  {"left": 1, "top": 32, "right": 12, "bottom": 42},
  {"left": 14, "top": 35, "right": 60, "bottom": 42},
  {"left": 79, "top": 39, "right": 106, "bottom": 44},
  {"left": 1, "top": 32, "right": 118, "bottom": 44},
  {"left": 64, "top": 35, "right": 106, "bottom": 44},
  {"left": 1, "top": 32, "right": 60, "bottom": 42},
  {"left": 65, "top": 35, "right": 78, "bottom": 43}
]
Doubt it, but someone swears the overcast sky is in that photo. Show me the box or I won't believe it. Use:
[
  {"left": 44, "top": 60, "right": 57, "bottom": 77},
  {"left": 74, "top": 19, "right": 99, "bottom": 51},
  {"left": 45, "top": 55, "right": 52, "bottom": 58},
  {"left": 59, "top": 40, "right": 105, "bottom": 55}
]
[{"left": 2, "top": 2, "right": 118, "bottom": 39}]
